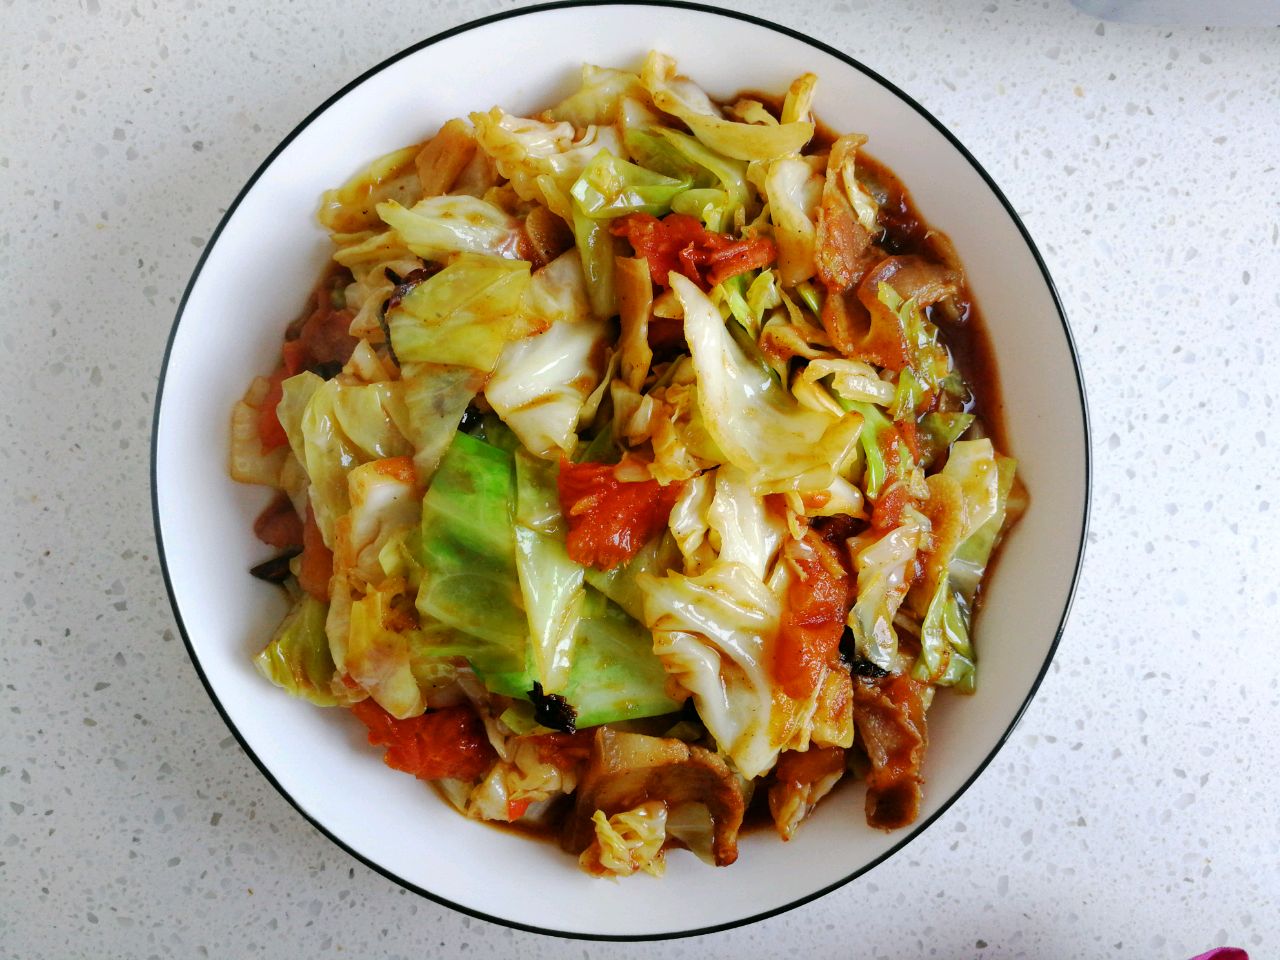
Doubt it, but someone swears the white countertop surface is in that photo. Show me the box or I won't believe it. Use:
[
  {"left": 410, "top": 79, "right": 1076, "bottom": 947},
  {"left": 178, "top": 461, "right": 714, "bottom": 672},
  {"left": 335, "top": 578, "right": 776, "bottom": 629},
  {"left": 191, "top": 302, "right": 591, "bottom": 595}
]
[{"left": 3, "top": 1, "right": 1277, "bottom": 956}]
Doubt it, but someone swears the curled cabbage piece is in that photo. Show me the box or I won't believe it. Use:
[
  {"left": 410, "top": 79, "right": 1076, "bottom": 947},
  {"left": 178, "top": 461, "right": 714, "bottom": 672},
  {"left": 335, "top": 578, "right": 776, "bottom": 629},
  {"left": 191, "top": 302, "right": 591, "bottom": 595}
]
[
  {"left": 388, "top": 252, "right": 531, "bottom": 371},
  {"left": 376, "top": 195, "right": 527, "bottom": 263},
  {"left": 470, "top": 108, "right": 620, "bottom": 219},
  {"left": 485, "top": 251, "right": 609, "bottom": 458},
  {"left": 346, "top": 581, "right": 423, "bottom": 719},
  {"left": 547, "top": 64, "right": 645, "bottom": 127},
  {"left": 641, "top": 52, "right": 814, "bottom": 161},
  {"left": 847, "top": 515, "right": 926, "bottom": 671},
  {"left": 640, "top": 561, "right": 791, "bottom": 779},
  {"left": 319, "top": 145, "right": 422, "bottom": 234},
  {"left": 254, "top": 595, "right": 353, "bottom": 707},
  {"left": 335, "top": 457, "right": 421, "bottom": 587},
  {"left": 468, "top": 736, "right": 581, "bottom": 823},
  {"left": 578, "top": 802, "right": 668, "bottom": 878},
  {"left": 763, "top": 155, "right": 824, "bottom": 287},
  {"left": 674, "top": 274, "right": 861, "bottom": 493},
  {"left": 570, "top": 150, "right": 691, "bottom": 220},
  {"left": 278, "top": 372, "right": 413, "bottom": 548}
]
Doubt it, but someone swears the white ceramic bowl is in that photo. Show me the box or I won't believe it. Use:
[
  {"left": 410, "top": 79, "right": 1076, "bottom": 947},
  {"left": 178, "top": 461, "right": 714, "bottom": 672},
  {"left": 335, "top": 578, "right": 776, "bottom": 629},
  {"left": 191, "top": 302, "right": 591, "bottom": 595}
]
[{"left": 153, "top": 1, "right": 1089, "bottom": 940}]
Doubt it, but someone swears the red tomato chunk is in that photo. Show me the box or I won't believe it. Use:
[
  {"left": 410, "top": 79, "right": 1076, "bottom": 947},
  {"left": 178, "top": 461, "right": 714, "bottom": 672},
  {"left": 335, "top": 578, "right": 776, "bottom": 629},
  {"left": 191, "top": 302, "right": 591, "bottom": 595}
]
[
  {"left": 351, "top": 699, "right": 497, "bottom": 782},
  {"left": 557, "top": 458, "right": 682, "bottom": 570}
]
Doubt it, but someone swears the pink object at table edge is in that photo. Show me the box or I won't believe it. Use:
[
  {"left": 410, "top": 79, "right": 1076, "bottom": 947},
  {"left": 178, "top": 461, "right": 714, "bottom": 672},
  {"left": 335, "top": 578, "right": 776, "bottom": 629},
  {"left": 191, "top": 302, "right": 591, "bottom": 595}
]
[{"left": 1190, "top": 950, "right": 1248, "bottom": 960}]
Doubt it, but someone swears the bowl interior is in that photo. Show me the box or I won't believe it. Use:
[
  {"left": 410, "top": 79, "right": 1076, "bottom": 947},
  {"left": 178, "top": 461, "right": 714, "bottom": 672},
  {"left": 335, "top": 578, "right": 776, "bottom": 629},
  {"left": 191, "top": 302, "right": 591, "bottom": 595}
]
[{"left": 154, "top": 3, "right": 1087, "bottom": 939}]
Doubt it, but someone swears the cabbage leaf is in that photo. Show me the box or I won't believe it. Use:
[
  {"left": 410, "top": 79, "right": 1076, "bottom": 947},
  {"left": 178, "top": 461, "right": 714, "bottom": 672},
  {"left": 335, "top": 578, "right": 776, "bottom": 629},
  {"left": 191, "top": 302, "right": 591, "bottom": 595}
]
[
  {"left": 319, "top": 145, "right": 421, "bottom": 234},
  {"left": 674, "top": 274, "right": 861, "bottom": 493},
  {"left": 565, "top": 593, "right": 683, "bottom": 728},
  {"left": 399, "top": 361, "right": 485, "bottom": 482},
  {"left": 376, "top": 195, "right": 526, "bottom": 262},
  {"left": 640, "top": 52, "right": 813, "bottom": 161},
  {"left": 847, "top": 518, "right": 925, "bottom": 671},
  {"left": 346, "top": 584, "right": 424, "bottom": 718},
  {"left": 485, "top": 251, "right": 608, "bottom": 458},
  {"left": 546, "top": 65, "right": 645, "bottom": 128},
  {"left": 640, "top": 561, "right": 787, "bottom": 778},
  {"left": 513, "top": 450, "right": 584, "bottom": 694},
  {"left": 414, "top": 432, "right": 530, "bottom": 696},
  {"left": 279, "top": 372, "right": 412, "bottom": 547},
  {"left": 388, "top": 252, "right": 531, "bottom": 370},
  {"left": 570, "top": 150, "right": 690, "bottom": 220},
  {"left": 763, "top": 155, "right": 824, "bottom": 286},
  {"left": 254, "top": 595, "right": 349, "bottom": 707}
]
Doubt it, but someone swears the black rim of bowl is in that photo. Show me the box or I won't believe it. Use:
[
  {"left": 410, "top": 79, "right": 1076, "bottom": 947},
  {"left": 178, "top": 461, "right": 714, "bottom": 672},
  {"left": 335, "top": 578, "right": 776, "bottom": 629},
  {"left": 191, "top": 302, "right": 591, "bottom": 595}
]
[{"left": 150, "top": 0, "right": 1092, "bottom": 941}]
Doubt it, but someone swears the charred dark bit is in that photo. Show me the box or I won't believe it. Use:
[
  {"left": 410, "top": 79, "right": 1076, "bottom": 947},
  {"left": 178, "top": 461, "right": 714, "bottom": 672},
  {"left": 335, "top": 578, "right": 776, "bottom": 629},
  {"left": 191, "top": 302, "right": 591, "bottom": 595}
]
[
  {"left": 383, "top": 265, "right": 437, "bottom": 313},
  {"left": 457, "top": 404, "right": 484, "bottom": 433},
  {"left": 852, "top": 657, "right": 890, "bottom": 679},
  {"left": 377, "top": 298, "right": 400, "bottom": 369},
  {"left": 307, "top": 360, "right": 344, "bottom": 380},
  {"left": 811, "top": 513, "right": 862, "bottom": 547},
  {"left": 529, "top": 682, "right": 577, "bottom": 734},
  {"left": 250, "top": 550, "right": 300, "bottom": 584},
  {"left": 840, "top": 626, "right": 891, "bottom": 677}
]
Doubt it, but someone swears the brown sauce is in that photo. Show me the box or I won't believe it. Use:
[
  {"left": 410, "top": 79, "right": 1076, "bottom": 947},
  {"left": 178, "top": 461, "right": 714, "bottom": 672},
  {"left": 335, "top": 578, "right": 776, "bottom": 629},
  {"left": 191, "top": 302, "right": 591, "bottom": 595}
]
[
  {"left": 731, "top": 88, "right": 1010, "bottom": 452},
  {"left": 859, "top": 153, "right": 1009, "bottom": 455}
]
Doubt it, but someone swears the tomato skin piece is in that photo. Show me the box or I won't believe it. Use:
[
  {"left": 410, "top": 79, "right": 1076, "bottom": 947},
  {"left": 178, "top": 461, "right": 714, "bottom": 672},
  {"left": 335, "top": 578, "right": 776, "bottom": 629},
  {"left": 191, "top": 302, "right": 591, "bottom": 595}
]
[
  {"left": 612, "top": 213, "right": 705, "bottom": 288},
  {"left": 351, "top": 699, "right": 497, "bottom": 782},
  {"left": 253, "top": 493, "right": 304, "bottom": 550},
  {"left": 697, "top": 235, "right": 778, "bottom": 288},
  {"left": 257, "top": 366, "right": 291, "bottom": 452},
  {"left": 871, "top": 483, "right": 914, "bottom": 532},
  {"left": 507, "top": 798, "right": 533, "bottom": 821},
  {"left": 774, "top": 530, "right": 854, "bottom": 699},
  {"left": 612, "top": 213, "right": 777, "bottom": 291},
  {"left": 557, "top": 458, "right": 683, "bottom": 570},
  {"left": 297, "top": 505, "right": 333, "bottom": 602}
]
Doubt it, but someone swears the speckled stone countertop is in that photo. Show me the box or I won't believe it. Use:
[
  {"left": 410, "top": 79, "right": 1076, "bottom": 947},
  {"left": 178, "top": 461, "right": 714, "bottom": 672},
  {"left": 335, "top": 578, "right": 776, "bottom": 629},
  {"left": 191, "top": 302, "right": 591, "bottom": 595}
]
[{"left": 3, "top": 1, "right": 1278, "bottom": 957}]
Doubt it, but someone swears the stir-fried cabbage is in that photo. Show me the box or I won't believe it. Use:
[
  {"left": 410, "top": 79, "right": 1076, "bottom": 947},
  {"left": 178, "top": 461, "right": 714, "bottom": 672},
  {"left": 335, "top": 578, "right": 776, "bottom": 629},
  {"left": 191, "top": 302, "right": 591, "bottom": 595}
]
[
  {"left": 233, "top": 50, "right": 1024, "bottom": 874},
  {"left": 485, "top": 251, "right": 608, "bottom": 458},
  {"left": 579, "top": 802, "right": 669, "bottom": 878},
  {"left": 376, "top": 195, "right": 526, "bottom": 263},
  {"left": 641, "top": 52, "right": 814, "bottom": 161},
  {"left": 468, "top": 736, "right": 580, "bottom": 822},
  {"left": 319, "top": 144, "right": 421, "bottom": 234},
  {"left": 513, "top": 451, "right": 584, "bottom": 694},
  {"left": 640, "top": 561, "right": 786, "bottom": 779},
  {"left": 254, "top": 595, "right": 350, "bottom": 707},
  {"left": 346, "top": 582, "right": 423, "bottom": 718},
  {"left": 547, "top": 64, "right": 645, "bottom": 127},
  {"left": 388, "top": 253, "right": 531, "bottom": 371},
  {"left": 675, "top": 275, "right": 861, "bottom": 493},
  {"left": 763, "top": 156, "right": 824, "bottom": 287},
  {"left": 848, "top": 515, "right": 926, "bottom": 671},
  {"left": 278, "top": 372, "right": 412, "bottom": 547}
]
